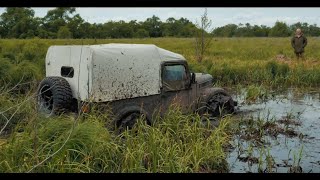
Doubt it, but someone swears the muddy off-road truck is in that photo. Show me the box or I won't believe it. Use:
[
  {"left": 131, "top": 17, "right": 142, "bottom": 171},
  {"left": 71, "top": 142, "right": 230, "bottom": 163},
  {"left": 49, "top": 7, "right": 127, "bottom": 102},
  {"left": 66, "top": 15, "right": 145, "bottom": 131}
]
[{"left": 37, "top": 44, "right": 237, "bottom": 129}]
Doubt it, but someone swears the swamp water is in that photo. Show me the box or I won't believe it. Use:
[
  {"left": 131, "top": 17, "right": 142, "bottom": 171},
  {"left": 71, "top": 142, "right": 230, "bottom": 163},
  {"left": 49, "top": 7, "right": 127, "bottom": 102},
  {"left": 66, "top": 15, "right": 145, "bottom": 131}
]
[{"left": 227, "top": 89, "right": 320, "bottom": 173}]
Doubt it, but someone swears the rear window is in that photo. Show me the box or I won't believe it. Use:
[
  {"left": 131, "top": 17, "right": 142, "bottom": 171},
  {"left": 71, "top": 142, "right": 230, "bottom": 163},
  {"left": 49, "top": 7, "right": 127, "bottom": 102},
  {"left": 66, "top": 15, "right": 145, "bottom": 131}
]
[{"left": 61, "top": 66, "right": 74, "bottom": 78}]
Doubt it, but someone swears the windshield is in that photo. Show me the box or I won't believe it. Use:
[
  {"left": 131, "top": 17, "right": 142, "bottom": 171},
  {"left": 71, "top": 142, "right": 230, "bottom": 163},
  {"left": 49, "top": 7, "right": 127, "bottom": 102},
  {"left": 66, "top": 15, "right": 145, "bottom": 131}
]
[{"left": 162, "top": 64, "right": 188, "bottom": 91}]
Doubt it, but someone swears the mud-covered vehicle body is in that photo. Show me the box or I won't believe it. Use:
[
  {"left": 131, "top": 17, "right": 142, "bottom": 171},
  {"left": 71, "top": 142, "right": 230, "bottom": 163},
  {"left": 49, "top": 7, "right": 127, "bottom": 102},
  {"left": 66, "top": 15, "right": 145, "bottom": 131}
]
[{"left": 38, "top": 44, "right": 237, "bottom": 128}]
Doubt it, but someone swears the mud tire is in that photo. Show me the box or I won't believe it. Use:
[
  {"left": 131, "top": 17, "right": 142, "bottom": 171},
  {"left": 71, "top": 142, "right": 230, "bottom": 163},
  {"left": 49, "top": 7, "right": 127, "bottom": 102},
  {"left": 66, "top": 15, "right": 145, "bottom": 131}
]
[
  {"left": 37, "top": 77, "right": 73, "bottom": 116},
  {"left": 198, "top": 88, "right": 236, "bottom": 117}
]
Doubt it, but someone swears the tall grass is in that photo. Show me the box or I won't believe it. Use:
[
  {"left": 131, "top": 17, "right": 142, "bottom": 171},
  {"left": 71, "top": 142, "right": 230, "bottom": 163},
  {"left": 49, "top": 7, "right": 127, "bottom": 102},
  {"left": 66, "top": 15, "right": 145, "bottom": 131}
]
[
  {"left": 0, "top": 100, "right": 232, "bottom": 172},
  {"left": 0, "top": 89, "right": 37, "bottom": 136}
]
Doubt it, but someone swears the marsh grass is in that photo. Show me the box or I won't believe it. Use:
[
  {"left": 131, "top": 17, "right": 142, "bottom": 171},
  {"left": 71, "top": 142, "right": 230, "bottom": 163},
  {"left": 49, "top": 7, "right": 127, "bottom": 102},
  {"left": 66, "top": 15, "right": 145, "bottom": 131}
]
[
  {"left": 0, "top": 98, "right": 232, "bottom": 172},
  {"left": 245, "top": 85, "right": 269, "bottom": 103},
  {"left": 289, "top": 146, "right": 304, "bottom": 173},
  {"left": 1, "top": 38, "right": 320, "bottom": 90}
]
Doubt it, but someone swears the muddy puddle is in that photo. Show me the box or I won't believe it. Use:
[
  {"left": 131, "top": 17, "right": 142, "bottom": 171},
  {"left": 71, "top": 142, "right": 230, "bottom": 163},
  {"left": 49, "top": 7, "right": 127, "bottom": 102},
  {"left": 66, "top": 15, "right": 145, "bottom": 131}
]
[{"left": 227, "top": 89, "right": 320, "bottom": 173}]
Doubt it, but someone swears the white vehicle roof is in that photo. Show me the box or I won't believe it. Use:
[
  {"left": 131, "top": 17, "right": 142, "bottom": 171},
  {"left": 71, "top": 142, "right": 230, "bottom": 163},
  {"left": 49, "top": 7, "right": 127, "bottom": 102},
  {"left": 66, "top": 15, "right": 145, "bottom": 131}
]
[
  {"left": 46, "top": 43, "right": 187, "bottom": 102},
  {"left": 90, "top": 43, "right": 185, "bottom": 62}
]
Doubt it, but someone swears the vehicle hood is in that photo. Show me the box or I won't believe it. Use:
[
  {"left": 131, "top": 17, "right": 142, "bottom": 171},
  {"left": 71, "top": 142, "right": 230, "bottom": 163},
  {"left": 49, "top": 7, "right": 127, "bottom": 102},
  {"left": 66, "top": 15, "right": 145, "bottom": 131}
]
[{"left": 195, "top": 73, "right": 213, "bottom": 86}]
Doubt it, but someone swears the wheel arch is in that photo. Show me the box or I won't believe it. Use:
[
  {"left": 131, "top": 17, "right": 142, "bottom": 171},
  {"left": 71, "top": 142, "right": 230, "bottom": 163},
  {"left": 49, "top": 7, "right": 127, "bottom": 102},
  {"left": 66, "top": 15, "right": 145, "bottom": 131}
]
[
  {"left": 200, "top": 87, "right": 231, "bottom": 103},
  {"left": 114, "top": 103, "right": 151, "bottom": 126},
  {"left": 196, "top": 87, "right": 236, "bottom": 116}
]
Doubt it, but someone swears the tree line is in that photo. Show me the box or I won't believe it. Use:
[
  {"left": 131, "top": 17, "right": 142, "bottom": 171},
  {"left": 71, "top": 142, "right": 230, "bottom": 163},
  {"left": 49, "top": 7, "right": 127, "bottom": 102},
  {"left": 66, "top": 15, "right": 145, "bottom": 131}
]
[
  {"left": 1, "top": 7, "right": 319, "bottom": 39},
  {"left": 213, "top": 22, "right": 320, "bottom": 37}
]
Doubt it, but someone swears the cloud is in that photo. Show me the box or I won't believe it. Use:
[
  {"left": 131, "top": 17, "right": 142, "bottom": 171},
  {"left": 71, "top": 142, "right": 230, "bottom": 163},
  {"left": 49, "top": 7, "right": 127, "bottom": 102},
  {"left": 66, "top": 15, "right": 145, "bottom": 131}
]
[{"left": 232, "top": 12, "right": 264, "bottom": 22}]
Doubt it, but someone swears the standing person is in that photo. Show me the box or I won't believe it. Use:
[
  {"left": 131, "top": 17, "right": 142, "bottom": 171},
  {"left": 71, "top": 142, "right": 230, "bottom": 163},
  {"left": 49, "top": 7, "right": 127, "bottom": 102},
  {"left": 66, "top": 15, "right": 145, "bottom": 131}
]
[{"left": 291, "top": 28, "right": 308, "bottom": 60}]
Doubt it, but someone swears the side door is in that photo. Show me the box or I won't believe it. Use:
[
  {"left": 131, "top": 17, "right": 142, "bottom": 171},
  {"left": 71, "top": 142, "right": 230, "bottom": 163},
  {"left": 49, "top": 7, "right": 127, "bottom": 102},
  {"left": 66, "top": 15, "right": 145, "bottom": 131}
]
[{"left": 160, "top": 61, "right": 192, "bottom": 114}]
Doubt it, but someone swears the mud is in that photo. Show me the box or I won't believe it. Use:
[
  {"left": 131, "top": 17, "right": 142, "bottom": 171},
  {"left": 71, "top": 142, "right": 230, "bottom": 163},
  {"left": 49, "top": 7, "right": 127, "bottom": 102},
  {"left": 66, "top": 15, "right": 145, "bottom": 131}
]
[{"left": 227, "top": 89, "right": 320, "bottom": 173}]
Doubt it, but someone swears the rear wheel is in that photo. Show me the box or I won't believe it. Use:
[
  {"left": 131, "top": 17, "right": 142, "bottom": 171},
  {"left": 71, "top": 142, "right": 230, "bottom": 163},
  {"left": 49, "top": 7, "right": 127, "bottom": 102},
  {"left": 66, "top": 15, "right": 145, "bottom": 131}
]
[
  {"left": 116, "top": 110, "right": 149, "bottom": 134},
  {"left": 118, "top": 112, "right": 141, "bottom": 131},
  {"left": 37, "top": 77, "right": 73, "bottom": 117}
]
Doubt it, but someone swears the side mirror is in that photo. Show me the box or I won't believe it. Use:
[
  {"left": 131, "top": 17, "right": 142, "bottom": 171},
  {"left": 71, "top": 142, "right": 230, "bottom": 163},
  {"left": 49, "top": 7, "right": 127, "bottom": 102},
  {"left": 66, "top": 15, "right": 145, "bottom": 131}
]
[{"left": 191, "top": 72, "right": 196, "bottom": 84}]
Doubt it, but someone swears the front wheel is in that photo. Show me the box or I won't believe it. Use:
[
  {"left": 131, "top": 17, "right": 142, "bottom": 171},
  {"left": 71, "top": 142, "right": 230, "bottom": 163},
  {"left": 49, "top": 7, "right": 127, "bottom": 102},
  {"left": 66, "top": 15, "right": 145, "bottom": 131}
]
[{"left": 198, "top": 88, "right": 236, "bottom": 118}]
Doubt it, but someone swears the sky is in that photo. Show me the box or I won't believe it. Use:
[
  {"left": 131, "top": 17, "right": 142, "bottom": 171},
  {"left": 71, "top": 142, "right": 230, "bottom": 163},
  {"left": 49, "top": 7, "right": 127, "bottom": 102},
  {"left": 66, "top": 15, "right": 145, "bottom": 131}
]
[{"left": 0, "top": 8, "right": 320, "bottom": 28}]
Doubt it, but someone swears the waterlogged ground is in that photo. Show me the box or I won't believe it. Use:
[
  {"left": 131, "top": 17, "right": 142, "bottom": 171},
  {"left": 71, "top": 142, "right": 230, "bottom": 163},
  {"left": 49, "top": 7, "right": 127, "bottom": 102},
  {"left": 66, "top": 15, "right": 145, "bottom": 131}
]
[{"left": 227, "top": 89, "right": 320, "bottom": 173}]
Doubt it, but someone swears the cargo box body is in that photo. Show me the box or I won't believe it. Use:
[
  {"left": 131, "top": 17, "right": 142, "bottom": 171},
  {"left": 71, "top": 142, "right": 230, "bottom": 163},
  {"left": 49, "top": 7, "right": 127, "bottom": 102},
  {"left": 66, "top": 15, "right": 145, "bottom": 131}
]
[{"left": 45, "top": 44, "right": 186, "bottom": 102}]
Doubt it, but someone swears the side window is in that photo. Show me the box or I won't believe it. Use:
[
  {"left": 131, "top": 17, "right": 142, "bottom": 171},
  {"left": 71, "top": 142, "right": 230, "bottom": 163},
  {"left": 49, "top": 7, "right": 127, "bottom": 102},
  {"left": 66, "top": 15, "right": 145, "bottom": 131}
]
[
  {"left": 61, "top": 66, "right": 74, "bottom": 78},
  {"left": 163, "top": 64, "right": 188, "bottom": 91}
]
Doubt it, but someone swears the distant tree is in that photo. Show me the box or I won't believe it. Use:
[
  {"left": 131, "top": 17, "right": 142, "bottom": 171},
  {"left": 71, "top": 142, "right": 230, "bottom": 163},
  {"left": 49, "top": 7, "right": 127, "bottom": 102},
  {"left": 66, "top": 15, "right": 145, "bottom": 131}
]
[
  {"left": 308, "top": 24, "right": 320, "bottom": 36},
  {"left": 0, "top": 8, "right": 39, "bottom": 38},
  {"left": 162, "top": 17, "right": 177, "bottom": 37},
  {"left": 77, "top": 22, "right": 91, "bottom": 38},
  {"left": 177, "top": 18, "right": 198, "bottom": 37},
  {"left": 57, "top": 26, "right": 72, "bottom": 39},
  {"left": 42, "top": 7, "right": 76, "bottom": 37},
  {"left": 289, "top": 22, "right": 320, "bottom": 36},
  {"left": 90, "top": 23, "right": 104, "bottom": 39},
  {"left": 143, "top": 15, "right": 163, "bottom": 37},
  {"left": 213, "top": 24, "right": 238, "bottom": 37},
  {"left": 195, "top": 8, "right": 214, "bottom": 62},
  {"left": 37, "top": 26, "right": 49, "bottom": 38},
  {"left": 46, "top": 7, "right": 75, "bottom": 20},
  {"left": 102, "top": 21, "right": 134, "bottom": 38},
  {"left": 134, "top": 29, "right": 149, "bottom": 38},
  {"left": 117, "top": 20, "right": 134, "bottom": 38},
  {"left": 269, "top": 21, "right": 290, "bottom": 37},
  {"left": 1, "top": 7, "right": 320, "bottom": 39},
  {"left": 179, "top": 23, "right": 197, "bottom": 37},
  {"left": 260, "top": 25, "right": 271, "bottom": 37},
  {"left": 67, "top": 14, "right": 84, "bottom": 38},
  {"left": 128, "top": 20, "right": 141, "bottom": 35},
  {"left": 235, "top": 23, "right": 254, "bottom": 37},
  {"left": 290, "top": 22, "right": 302, "bottom": 34}
]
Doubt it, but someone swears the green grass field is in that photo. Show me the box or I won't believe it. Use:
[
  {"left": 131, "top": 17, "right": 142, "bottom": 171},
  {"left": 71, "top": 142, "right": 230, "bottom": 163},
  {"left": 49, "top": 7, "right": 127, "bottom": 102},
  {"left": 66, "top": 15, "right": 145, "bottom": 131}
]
[
  {"left": 0, "top": 38, "right": 320, "bottom": 172},
  {"left": 1, "top": 37, "right": 320, "bottom": 89}
]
